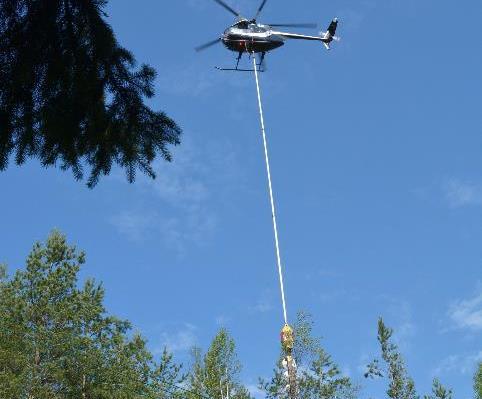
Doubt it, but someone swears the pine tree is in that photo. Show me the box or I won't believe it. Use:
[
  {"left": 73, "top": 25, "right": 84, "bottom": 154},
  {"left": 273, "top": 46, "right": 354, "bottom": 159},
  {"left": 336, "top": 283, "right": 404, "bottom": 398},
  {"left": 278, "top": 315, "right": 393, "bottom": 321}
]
[
  {"left": 365, "top": 318, "right": 452, "bottom": 399},
  {"left": 423, "top": 379, "right": 452, "bottom": 399},
  {"left": 0, "top": 231, "right": 184, "bottom": 399},
  {"left": 187, "top": 329, "right": 252, "bottom": 399},
  {"left": 0, "top": 0, "right": 181, "bottom": 187},
  {"left": 370, "top": 318, "right": 418, "bottom": 399},
  {"left": 475, "top": 363, "right": 482, "bottom": 399},
  {"left": 260, "top": 312, "right": 357, "bottom": 399}
]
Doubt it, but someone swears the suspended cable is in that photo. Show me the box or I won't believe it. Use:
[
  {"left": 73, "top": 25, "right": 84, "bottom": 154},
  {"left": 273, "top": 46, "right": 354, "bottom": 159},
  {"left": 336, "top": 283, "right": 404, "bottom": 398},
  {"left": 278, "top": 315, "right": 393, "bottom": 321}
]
[{"left": 252, "top": 56, "right": 288, "bottom": 325}]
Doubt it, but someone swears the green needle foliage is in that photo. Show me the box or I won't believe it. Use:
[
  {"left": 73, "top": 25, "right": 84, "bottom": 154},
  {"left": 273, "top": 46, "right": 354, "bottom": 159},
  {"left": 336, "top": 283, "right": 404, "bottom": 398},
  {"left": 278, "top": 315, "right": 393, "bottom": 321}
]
[
  {"left": 260, "top": 312, "right": 358, "bottom": 399},
  {"left": 423, "top": 379, "right": 452, "bottom": 399},
  {"left": 365, "top": 318, "right": 416, "bottom": 399},
  {"left": 366, "top": 318, "right": 452, "bottom": 399},
  {"left": 0, "top": 0, "right": 181, "bottom": 187},
  {"left": 0, "top": 231, "right": 184, "bottom": 399},
  {"left": 475, "top": 363, "right": 482, "bottom": 399},
  {"left": 187, "top": 329, "right": 252, "bottom": 399}
]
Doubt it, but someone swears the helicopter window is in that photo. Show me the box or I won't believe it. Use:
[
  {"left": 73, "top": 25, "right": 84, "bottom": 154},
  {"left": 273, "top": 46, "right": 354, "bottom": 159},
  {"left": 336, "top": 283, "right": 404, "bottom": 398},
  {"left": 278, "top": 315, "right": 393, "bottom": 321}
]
[
  {"left": 234, "top": 21, "right": 249, "bottom": 29},
  {"left": 249, "top": 24, "right": 265, "bottom": 33}
]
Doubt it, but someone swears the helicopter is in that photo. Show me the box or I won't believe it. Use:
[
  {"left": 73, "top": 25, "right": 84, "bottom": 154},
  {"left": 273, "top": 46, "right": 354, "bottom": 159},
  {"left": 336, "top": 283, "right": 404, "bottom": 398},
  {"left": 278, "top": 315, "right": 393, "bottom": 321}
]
[{"left": 195, "top": 0, "right": 339, "bottom": 71}]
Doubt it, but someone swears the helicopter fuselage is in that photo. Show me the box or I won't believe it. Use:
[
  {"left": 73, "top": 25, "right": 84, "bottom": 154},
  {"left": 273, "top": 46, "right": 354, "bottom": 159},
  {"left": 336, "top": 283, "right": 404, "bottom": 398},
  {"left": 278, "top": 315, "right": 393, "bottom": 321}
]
[
  {"left": 195, "top": 0, "right": 339, "bottom": 70},
  {"left": 222, "top": 23, "right": 284, "bottom": 53}
]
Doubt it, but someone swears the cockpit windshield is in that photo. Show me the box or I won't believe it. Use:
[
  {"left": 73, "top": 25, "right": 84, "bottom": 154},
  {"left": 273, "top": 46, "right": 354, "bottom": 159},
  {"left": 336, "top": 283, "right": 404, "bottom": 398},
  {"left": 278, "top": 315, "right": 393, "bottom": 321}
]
[
  {"left": 249, "top": 24, "right": 266, "bottom": 33},
  {"left": 231, "top": 20, "right": 249, "bottom": 29},
  {"left": 230, "top": 20, "right": 267, "bottom": 32}
]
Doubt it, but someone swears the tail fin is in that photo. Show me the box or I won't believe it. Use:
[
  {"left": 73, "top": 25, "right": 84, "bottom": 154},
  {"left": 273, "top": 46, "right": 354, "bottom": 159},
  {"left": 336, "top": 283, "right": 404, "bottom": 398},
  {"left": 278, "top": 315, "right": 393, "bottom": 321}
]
[
  {"left": 320, "top": 18, "right": 339, "bottom": 49},
  {"left": 327, "top": 18, "right": 338, "bottom": 37}
]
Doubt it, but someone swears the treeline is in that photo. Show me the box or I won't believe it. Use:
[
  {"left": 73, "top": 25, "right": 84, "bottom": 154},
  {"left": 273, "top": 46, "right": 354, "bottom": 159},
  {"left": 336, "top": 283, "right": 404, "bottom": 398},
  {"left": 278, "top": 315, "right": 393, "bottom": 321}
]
[{"left": 1, "top": 232, "right": 481, "bottom": 399}]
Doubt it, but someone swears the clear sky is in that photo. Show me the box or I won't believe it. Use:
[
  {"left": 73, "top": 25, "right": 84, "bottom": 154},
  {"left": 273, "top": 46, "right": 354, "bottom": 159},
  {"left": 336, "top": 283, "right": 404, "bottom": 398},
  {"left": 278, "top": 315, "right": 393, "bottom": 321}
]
[{"left": 1, "top": 0, "right": 482, "bottom": 397}]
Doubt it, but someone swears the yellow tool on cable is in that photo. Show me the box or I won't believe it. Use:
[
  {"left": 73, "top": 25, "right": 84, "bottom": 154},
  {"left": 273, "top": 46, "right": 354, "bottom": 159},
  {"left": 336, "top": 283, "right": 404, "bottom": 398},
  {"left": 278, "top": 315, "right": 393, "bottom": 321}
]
[
  {"left": 280, "top": 324, "right": 297, "bottom": 398},
  {"left": 280, "top": 324, "right": 294, "bottom": 352}
]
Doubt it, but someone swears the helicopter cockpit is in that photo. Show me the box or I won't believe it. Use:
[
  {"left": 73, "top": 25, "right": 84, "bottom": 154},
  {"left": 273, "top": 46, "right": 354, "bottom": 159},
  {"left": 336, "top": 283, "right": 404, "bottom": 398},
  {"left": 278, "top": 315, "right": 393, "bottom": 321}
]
[
  {"left": 229, "top": 19, "right": 268, "bottom": 32},
  {"left": 229, "top": 19, "right": 249, "bottom": 29},
  {"left": 249, "top": 24, "right": 268, "bottom": 33}
]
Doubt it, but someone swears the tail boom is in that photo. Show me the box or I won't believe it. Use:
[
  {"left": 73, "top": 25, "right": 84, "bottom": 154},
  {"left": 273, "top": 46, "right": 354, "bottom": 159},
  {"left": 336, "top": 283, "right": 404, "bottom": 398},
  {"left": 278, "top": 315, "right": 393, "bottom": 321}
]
[{"left": 273, "top": 18, "right": 339, "bottom": 50}]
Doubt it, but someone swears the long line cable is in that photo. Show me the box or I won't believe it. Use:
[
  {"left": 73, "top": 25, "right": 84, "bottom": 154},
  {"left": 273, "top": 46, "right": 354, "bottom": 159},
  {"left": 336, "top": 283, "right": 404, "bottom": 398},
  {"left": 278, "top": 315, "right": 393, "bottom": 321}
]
[{"left": 252, "top": 56, "right": 288, "bottom": 325}]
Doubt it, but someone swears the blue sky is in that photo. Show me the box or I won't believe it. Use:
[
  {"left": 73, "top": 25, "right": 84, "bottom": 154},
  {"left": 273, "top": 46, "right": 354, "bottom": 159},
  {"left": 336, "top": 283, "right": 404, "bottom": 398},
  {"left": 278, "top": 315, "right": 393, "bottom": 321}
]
[{"left": 1, "top": 0, "right": 482, "bottom": 397}]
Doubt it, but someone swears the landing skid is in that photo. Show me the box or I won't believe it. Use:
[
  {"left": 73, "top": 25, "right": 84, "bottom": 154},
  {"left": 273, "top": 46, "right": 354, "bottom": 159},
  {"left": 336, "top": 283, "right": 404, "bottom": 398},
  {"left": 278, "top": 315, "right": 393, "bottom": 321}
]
[
  {"left": 215, "top": 66, "right": 265, "bottom": 72},
  {"left": 215, "top": 51, "right": 266, "bottom": 72}
]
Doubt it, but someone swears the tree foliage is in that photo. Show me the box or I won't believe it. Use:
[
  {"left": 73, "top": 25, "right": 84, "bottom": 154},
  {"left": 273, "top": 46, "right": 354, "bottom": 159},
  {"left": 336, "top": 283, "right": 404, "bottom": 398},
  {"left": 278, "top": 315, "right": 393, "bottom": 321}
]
[
  {"left": 475, "top": 362, "right": 482, "bottom": 399},
  {"left": 187, "top": 329, "right": 252, "bottom": 399},
  {"left": 1, "top": 232, "right": 471, "bottom": 399},
  {"left": 365, "top": 318, "right": 418, "bottom": 399},
  {"left": 260, "top": 312, "right": 357, "bottom": 399},
  {"left": 366, "top": 318, "right": 452, "bottom": 399},
  {"left": 0, "top": 231, "right": 184, "bottom": 399},
  {"left": 423, "top": 379, "right": 452, "bottom": 399},
  {"left": 0, "top": 0, "right": 181, "bottom": 187}
]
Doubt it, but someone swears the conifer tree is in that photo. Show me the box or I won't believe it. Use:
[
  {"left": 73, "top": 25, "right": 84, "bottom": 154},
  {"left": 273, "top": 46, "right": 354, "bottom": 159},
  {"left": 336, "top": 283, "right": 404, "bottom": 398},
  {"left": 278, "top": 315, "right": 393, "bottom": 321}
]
[
  {"left": 0, "top": 0, "right": 181, "bottom": 187},
  {"left": 366, "top": 318, "right": 452, "bottom": 399},
  {"left": 0, "top": 231, "right": 184, "bottom": 399},
  {"left": 365, "top": 318, "right": 418, "bottom": 399},
  {"left": 423, "top": 379, "right": 452, "bottom": 399},
  {"left": 260, "top": 312, "right": 357, "bottom": 399},
  {"left": 475, "top": 363, "right": 482, "bottom": 399},
  {"left": 187, "top": 329, "right": 252, "bottom": 399}
]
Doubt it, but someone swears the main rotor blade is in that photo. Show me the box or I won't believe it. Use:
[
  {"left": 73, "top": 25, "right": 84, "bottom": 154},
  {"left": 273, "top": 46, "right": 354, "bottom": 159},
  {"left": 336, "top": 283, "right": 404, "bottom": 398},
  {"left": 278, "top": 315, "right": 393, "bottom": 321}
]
[
  {"left": 254, "top": 0, "right": 269, "bottom": 19},
  {"left": 195, "top": 38, "right": 221, "bottom": 52},
  {"left": 268, "top": 23, "right": 317, "bottom": 28},
  {"left": 212, "top": 0, "right": 241, "bottom": 17}
]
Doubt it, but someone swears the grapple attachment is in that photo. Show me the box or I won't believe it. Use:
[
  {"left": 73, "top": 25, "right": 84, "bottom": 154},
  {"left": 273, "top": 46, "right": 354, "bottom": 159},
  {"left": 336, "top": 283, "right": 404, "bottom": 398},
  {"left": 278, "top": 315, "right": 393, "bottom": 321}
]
[{"left": 280, "top": 324, "right": 297, "bottom": 398}]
